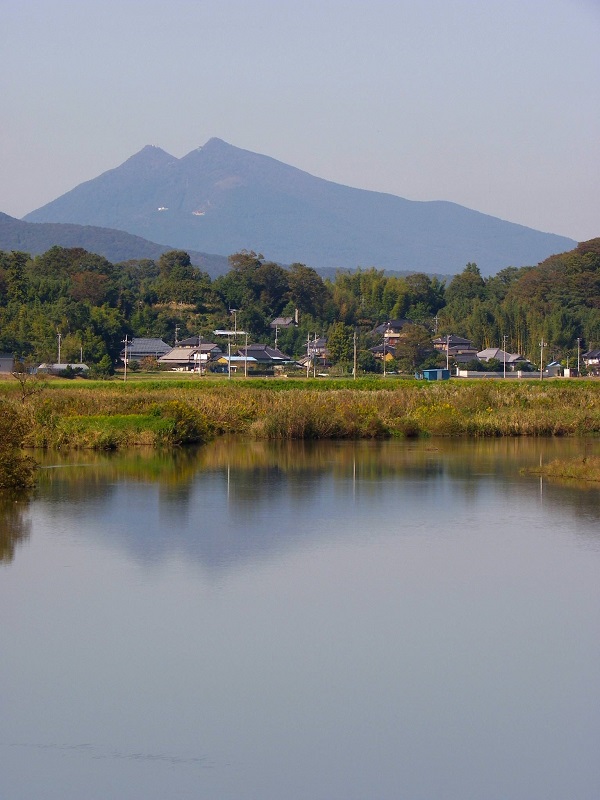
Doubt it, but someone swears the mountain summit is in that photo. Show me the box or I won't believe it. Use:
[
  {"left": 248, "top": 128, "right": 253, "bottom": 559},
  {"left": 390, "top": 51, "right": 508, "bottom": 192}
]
[{"left": 24, "top": 139, "right": 575, "bottom": 275}]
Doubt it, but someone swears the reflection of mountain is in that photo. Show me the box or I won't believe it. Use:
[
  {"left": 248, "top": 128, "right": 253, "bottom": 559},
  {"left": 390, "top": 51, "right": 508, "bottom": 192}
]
[
  {"left": 0, "top": 493, "right": 32, "bottom": 563},
  {"left": 24, "top": 439, "right": 600, "bottom": 573}
]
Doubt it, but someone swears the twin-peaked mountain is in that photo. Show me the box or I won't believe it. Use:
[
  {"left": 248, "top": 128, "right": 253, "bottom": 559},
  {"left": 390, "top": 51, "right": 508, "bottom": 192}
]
[{"left": 24, "top": 138, "right": 575, "bottom": 276}]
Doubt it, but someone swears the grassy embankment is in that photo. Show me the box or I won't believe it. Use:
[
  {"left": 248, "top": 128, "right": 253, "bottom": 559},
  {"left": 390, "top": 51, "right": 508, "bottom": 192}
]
[
  {"left": 524, "top": 455, "right": 600, "bottom": 483},
  {"left": 0, "top": 374, "right": 598, "bottom": 452}
]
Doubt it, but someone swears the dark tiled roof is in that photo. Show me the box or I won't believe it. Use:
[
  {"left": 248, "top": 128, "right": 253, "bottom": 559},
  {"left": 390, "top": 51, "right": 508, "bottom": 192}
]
[
  {"left": 372, "top": 319, "right": 409, "bottom": 335},
  {"left": 237, "top": 344, "right": 292, "bottom": 361},
  {"left": 122, "top": 338, "right": 171, "bottom": 356},
  {"left": 270, "top": 317, "right": 295, "bottom": 328}
]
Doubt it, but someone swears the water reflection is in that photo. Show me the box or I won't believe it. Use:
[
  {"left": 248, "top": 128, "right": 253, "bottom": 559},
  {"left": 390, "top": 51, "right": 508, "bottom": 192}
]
[
  {"left": 10, "top": 438, "right": 594, "bottom": 572},
  {"left": 2, "top": 439, "right": 600, "bottom": 800},
  {"left": 0, "top": 492, "right": 32, "bottom": 564}
]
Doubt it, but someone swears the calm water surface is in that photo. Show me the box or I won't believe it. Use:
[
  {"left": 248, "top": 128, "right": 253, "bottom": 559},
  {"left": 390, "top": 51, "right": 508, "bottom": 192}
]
[{"left": 1, "top": 438, "right": 599, "bottom": 800}]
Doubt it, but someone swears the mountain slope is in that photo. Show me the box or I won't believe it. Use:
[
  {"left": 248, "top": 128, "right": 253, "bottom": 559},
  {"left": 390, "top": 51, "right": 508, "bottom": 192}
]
[
  {"left": 24, "top": 138, "right": 576, "bottom": 276},
  {"left": 0, "top": 213, "right": 229, "bottom": 276}
]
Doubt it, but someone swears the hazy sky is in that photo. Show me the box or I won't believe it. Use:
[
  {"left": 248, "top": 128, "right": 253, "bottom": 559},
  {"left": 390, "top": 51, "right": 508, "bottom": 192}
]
[{"left": 1, "top": 0, "right": 598, "bottom": 241}]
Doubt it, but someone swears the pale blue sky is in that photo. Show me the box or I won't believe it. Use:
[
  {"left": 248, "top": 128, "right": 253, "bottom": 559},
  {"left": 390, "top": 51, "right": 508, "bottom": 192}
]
[{"left": 1, "top": 0, "right": 598, "bottom": 241}]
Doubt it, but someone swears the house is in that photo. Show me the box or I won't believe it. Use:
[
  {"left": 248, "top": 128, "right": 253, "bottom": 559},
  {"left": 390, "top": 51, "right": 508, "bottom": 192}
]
[
  {"left": 213, "top": 355, "right": 259, "bottom": 374},
  {"left": 158, "top": 342, "right": 222, "bottom": 371},
  {"left": 236, "top": 344, "right": 293, "bottom": 370},
  {"left": 0, "top": 353, "right": 15, "bottom": 373},
  {"left": 369, "top": 343, "right": 396, "bottom": 363},
  {"left": 433, "top": 335, "right": 479, "bottom": 363},
  {"left": 300, "top": 337, "right": 331, "bottom": 369},
  {"left": 372, "top": 319, "right": 409, "bottom": 347},
  {"left": 306, "top": 337, "right": 329, "bottom": 358},
  {"left": 120, "top": 337, "right": 171, "bottom": 364},
  {"left": 583, "top": 349, "right": 600, "bottom": 375},
  {"left": 545, "top": 360, "right": 563, "bottom": 377},
  {"left": 477, "top": 348, "right": 531, "bottom": 370},
  {"left": 270, "top": 310, "right": 298, "bottom": 331}
]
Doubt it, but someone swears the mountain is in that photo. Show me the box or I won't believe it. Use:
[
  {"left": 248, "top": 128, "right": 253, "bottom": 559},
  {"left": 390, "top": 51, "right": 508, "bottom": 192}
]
[
  {"left": 24, "top": 138, "right": 576, "bottom": 276},
  {"left": 0, "top": 213, "right": 229, "bottom": 276}
]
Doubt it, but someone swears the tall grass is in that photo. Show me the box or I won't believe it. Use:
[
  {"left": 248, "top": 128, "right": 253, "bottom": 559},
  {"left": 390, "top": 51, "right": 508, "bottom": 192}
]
[{"left": 1, "top": 377, "right": 597, "bottom": 450}]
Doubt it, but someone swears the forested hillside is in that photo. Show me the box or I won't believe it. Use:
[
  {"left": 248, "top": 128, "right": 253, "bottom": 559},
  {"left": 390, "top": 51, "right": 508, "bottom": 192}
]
[{"left": 0, "top": 240, "right": 598, "bottom": 373}]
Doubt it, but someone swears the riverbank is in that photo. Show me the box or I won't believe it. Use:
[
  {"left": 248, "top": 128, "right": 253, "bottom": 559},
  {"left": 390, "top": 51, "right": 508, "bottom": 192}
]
[
  {"left": 1, "top": 376, "right": 598, "bottom": 451},
  {"left": 524, "top": 454, "right": 600, "bottom": 483}
]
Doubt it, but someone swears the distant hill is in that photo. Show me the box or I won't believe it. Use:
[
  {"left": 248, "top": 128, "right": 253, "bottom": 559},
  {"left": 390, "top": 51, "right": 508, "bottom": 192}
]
[
  {"left": 0, "top": 213, "right": 229, "bottom": 276},
  {"left": 23, "top": 138, "right": 576, "bottom": 277}
]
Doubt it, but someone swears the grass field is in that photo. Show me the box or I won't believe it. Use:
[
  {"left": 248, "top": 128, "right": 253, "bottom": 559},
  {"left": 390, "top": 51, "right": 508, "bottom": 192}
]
[{"left": 0, "top": 372, "right": 598, "bottom": 451}]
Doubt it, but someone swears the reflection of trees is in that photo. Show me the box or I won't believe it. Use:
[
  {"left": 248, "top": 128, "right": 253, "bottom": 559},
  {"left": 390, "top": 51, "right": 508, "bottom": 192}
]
[
  {"left": 0, "top": 493, "right": 32, "bottom": 564},
  {"left": 30, "top": 438, "right": 600, "bottom": 569}
]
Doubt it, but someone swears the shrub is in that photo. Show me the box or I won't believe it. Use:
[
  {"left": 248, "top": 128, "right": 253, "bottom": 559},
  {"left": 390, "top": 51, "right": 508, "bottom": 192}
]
[
  {"left": 0, "top": 402, "right": 37, "bottom": 488},
  {"left": 159, "top": 401, "right": 213, "bottom": 445}
]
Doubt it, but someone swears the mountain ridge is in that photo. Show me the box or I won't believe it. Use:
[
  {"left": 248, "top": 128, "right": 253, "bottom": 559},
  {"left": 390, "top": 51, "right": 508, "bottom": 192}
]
[
  {"left": 23, "top": 139, "right": 576, "bottom": 276},
  {"left": 0, "top": 212, "right": 229, "bottom": 275}
]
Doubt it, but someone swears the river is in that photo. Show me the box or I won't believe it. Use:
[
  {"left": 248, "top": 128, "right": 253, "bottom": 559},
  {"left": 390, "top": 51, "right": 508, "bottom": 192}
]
[{"left": 1, "top": 438, "right": 599, "bottom": 799}]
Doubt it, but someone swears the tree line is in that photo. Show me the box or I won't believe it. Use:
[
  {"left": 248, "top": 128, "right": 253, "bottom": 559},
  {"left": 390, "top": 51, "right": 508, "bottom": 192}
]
[{"left": 0, "top": 240, "right": 598, "bottom": 374}]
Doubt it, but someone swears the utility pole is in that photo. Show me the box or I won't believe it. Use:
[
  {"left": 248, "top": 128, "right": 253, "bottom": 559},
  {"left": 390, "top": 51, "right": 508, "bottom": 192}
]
[
  {"left": 353, "top": 329, "right": 358, "bottom": 380},
  {"left": 306, "top": 334, "right": 311, "bottom": 378},
  {"left": 539, "top": 339, "right": 547, "bottom": 380},
  {"left": 383, "top": 324, "right": 389, "bottom": 377},
  {"left": 577, "top": 337, "right": 581, "bottom": 376},
  {"left": 175, "top": 325, "right": 180, "bottom": 344},
  {"left": 230, "top": 309, "right": 238, "bottom": 341},
  {"left": 123, "top": 334, "right": 129, "bottom": 381},
  {"left": 502, "top": 334, "right": 507, "bottom": 379},
  {"left": 57, "top": 331, "right": 62, "bottom": 365},
  {"left": 446, "top": 333, "right": 450, "bottom": 372}
]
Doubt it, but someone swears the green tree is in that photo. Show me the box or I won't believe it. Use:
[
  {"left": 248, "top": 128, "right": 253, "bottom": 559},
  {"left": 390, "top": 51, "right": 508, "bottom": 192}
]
[
  {"left": 327, "top": 322, "right": 354, "bottom": 365},
  {"left": 395, "top": 323, "right": 435, "bottom": 372}
]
